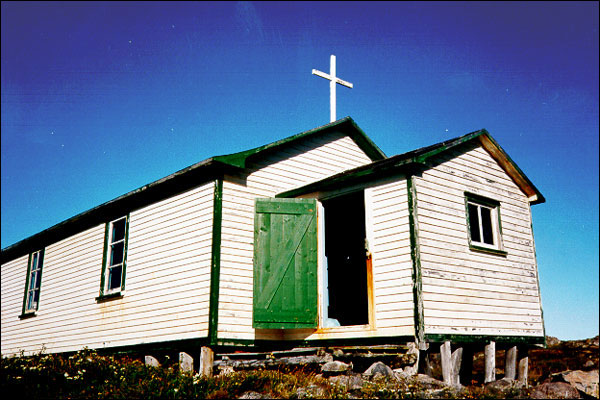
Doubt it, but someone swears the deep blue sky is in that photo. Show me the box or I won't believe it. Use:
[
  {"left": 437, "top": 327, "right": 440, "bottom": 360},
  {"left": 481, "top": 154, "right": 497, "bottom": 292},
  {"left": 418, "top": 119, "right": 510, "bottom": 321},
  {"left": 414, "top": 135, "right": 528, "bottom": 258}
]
[{"left": 2, "top": 2, "right": 598, "bottom": 340}]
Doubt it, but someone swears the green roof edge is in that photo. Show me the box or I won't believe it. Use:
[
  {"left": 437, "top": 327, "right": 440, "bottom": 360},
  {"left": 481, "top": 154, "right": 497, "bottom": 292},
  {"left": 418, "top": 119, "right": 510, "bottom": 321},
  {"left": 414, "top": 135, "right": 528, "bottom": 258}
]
[
  {"left": 277, "top": 129, "right": 545, "bottom": 205},
  {"left": 213, "top": 117, "right": 386, "bottom": 168}
]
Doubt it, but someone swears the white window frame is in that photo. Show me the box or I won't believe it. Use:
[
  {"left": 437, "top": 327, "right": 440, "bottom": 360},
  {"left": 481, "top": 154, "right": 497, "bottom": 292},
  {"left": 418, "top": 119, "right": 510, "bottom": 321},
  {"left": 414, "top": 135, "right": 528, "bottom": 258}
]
[
  {"left": 102, "top": 215, "right": 128, "bottom": 296},
  {"left": 24, "top": 249, "right": 44, "bottom": 313},
  {"left": 465, "top": 193, "right": 506, "bottom": 255}
]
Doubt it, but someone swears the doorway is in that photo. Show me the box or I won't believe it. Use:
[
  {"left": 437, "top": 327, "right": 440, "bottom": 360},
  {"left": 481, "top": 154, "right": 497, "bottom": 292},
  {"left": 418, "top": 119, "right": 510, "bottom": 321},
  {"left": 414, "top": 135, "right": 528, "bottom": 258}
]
[{"left": 322, "top": 190, "right": 369, "bottom": 326}]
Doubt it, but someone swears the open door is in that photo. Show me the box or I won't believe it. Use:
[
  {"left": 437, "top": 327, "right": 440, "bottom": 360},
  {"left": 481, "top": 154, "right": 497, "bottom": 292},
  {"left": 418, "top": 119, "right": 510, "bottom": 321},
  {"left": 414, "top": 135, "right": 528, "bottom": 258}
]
[{"left": 253, "top": 198, "right": 318, "bottom": 329}]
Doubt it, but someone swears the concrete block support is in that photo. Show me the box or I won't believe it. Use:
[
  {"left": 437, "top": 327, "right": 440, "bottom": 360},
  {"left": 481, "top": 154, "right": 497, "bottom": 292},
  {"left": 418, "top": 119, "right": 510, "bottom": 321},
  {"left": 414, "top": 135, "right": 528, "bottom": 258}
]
[
  {"left": 145, "top": 355, "right": 160, "bottom": 367},
  {"left": 179, "top": 352, "right": 194, "bottom": 373},
  {"left": 200, "top": 346, "right": 214, "bottom": 377},
  {"left": 517, "top": 347, "right": 529, "bottom": 387},
  {"left": 484, "top": 341, "right": 496, "bottom": 383},
  {"left": 505, "top": 346, "right": 517, "bottom": 380}
]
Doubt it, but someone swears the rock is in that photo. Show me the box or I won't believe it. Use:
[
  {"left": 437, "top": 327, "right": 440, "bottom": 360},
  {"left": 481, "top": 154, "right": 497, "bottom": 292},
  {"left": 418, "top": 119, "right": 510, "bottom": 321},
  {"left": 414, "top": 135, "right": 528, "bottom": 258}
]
[
  {"left": 546, "top": 336, "right": 561, "bottom": 347},
  {"left": 328, "top": 374, "right": 365, "bottom": 391},
  {"left": 295, "top": 384, "right": 327, "bottom": 399},
  {"left": 550, "top": 370, "right": 599, "bottom": 398},
  {"left": 321, "top": 360, "right": 352, "bottom": 375},
  {"left": 238, "top": 391, "right": 266, "bottom": 399},
  {"left": 363, "top": 361, "right": 395, "bottom": 379},
  {"left": 484, "top": 378, "right": 524, "bottom": 397},
  {"left": 332, "top": 348, "right": 344, "bottom": 358},
  {"left": 218, "top": 365, "right": 235, "bottom": 375},
  {"left": 410, "top": 374, "right": 448, "bottom": 391},
  {"left": 530, "top": 382, "right": 581, "bottom": 399}
]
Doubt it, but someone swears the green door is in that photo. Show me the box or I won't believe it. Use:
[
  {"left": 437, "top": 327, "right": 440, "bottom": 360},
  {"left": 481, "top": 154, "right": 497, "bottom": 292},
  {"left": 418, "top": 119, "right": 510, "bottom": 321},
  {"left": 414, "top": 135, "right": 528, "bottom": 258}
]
[{"left": 253, "top": 198, "right": 318, "bottom": 329}]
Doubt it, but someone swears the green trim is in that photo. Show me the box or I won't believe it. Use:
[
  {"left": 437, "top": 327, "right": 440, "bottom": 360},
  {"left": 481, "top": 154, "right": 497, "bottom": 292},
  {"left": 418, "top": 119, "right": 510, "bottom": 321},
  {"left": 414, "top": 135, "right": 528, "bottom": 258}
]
[
  {"left": 213, "top": 117, "right": 386, "bottom": 169},
  {"left": 469, "top": 245, "right": 508, "bottom": 257},
  {"left": 2, "top": 162, "right": 228, "bottom": 264},
  {"left": 121, "top": 214, "right": 130, "bottom": 292},
  {"left": 216, "top": 335, "right": 416, "bottom": 349},
  {"left": 406, "top": 175, "right": 425, "bottom": 346},
  {"left": 95, "top": 292, "right": 124, "bottom": 303},
  {"left": 464, "top": 191, "right": 500, "bottom": 207},
  {"left": 18, "top": 312, "right": 37, "bottom": 320},
  {"left": 21, "top": 252, "right": 33, "bottom": 316},
  {"left": 424, "top": 334, "right": 545, "bottom": 346},
  {"left": 99, "top": 222, "right": 110, "bottom": 296},
  {"left": 208, "top": 179, "right": 223, "bottom": 346}
]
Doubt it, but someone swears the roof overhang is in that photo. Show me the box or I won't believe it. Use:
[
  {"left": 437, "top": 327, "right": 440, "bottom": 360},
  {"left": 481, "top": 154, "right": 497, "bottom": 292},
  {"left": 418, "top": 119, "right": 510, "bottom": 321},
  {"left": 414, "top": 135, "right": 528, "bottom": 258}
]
[{"left": 278, "top": 129, "right": 545, "bottom": 206}]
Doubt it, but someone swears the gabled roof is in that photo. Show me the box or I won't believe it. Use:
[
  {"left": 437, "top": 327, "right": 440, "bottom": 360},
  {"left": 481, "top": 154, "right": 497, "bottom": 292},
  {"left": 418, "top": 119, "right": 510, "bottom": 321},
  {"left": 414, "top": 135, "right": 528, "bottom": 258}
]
[
  {"left": 1, "top": 117, "right": 384, "bottom": 263},
  {"left": 213, "top": 116, "right": 386, "bottom": 168},
  {"left": 277, "top": 129, "right": 545, "bottom": 205}
]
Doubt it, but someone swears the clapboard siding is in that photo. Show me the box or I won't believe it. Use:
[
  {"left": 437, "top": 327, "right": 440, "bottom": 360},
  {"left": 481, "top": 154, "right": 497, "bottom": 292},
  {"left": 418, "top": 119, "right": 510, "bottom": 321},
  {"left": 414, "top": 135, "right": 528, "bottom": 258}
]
[
  {"left": 0, "top": 182, "right": 214, "bottom": 356},
  {"left": 414, "top": 144, "right": 544, "bottom": 337},
  {"left": 368, "top": 179, "right": 414, "bottom": 335},
  {"left": 218, "top": 131, "right": 374, "bottom": 340}
]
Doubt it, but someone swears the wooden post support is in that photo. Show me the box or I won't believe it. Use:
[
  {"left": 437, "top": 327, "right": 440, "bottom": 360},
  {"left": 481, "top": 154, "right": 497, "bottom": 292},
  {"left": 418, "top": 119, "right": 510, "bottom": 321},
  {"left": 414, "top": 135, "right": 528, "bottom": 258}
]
[
  {"left": 459, "top": 346, "right": 474, "bottom": 386},
  {"left": 440, "top": 341, "right": 453, "bottom": 385},
  {"left": 418, "top": 348, "right": 433, "bottom": 377},
  {"left": 484, "top": 341, "right": 496, "bottom": 383},
  {"left": 505, "top": 345, "right": 517, "bottom": 380},
  {"left": 179, "top": 352, "right": 194, "bottom": 374},
  {"left": 451, "top": 346, "right": 463, "bottom": 386},
  {"left": 200, "top": 346, "right": 214, "bottom": 377},
  {"left": 144, "top": 355, "right": 160, "bottom": 367},
  {"left": 517, "top": 347, "right": 529, "bottom": 387}
]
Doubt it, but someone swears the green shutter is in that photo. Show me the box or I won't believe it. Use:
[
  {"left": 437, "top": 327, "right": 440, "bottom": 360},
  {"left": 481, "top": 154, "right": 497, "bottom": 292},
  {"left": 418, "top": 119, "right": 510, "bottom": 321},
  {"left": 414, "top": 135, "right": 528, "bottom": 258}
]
[{"left": 253, "top": 198, "right": 318, "bottom": 329}]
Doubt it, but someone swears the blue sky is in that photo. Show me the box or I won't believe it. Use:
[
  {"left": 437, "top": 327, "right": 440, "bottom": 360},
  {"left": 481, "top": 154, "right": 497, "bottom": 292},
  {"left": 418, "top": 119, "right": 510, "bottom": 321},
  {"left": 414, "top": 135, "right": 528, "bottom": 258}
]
[{"left": 1, "top": 2, "right": 598, "bottom": 340}]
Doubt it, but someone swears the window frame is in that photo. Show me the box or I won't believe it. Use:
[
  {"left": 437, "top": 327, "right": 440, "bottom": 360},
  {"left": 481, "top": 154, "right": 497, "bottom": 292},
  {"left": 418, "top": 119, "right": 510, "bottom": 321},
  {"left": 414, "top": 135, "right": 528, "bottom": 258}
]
[
  {"left": 20, "top": 249, "right": 45, "bottom": 318},
  {"left": 97, "top": 215, "right": 129, "bottom": 301},
  {"left": 464, "top": 192, "right": 507, "bottom": 256}
]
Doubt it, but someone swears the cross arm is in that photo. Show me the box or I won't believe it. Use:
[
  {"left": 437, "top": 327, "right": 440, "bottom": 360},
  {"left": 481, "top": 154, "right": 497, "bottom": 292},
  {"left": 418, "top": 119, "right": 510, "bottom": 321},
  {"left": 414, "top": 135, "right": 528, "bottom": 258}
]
[
  {"left": 312, "top": 69, "right": 331, "bottom": 80},
  {"left": 312, "top": 69, "right": 353, "bottom": 88}
]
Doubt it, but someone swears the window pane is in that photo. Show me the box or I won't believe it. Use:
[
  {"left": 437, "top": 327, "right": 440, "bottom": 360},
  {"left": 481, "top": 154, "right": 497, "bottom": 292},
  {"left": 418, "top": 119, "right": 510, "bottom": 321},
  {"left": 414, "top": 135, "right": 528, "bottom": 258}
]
[
  {"left": 110, "top": 242, "right": 124, "bottom": 265},
  {"left": 29, "top": 271, "right": 37, "bottom": 290},
  {"left": 32, "top": 253, "right": 38, "bottom": 270},
  {"left": 112, "top": 218, "right": 126, "bottom": 242},
  {"left": 34, "top": 270, "right": 42, "bottom": 289},
  {"left": 26, "top": 291, "right": 35, "bottom": 310},
  {"left": 108, "top": 266, "right": 122, "bottom": 290},
  {"left": 468, "top": 204, "right": 481, "bottom": 242},
  {"left": 481, "top": 207, "right": 494, "bottom": 245},
  {"left": 33, "top": 289, "right": 40, "bottom": 304}
]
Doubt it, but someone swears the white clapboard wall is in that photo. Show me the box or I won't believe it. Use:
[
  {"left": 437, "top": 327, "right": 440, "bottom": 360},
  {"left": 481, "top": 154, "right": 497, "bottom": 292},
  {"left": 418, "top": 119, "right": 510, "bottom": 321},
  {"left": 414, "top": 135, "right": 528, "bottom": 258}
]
[
  {"left": 1, "top": 182, "right": 215, "bottom": 356},
  {"left": 218, "top": 131, "right": 375, "bottom": 341},
  {"left": 414, "top": 143, "right": 544, "bottom": 337}
]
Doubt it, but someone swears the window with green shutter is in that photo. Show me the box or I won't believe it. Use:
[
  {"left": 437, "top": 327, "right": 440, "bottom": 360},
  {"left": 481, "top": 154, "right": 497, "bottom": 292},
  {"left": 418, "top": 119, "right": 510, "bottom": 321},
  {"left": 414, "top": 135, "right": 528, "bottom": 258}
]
[{"left": 253, "top": 198, "right": 318, "bottom": 329}]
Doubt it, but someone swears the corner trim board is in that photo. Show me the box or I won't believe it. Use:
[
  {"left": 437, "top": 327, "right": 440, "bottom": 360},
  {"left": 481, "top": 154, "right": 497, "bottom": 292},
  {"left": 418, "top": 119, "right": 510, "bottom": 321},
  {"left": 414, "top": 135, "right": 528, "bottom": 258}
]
[
  {"left": 208, "top": 178, "right": 223, "bottom": 346},
  {"left": 406, "top": 174, "right": 425, "bottom": 346}
]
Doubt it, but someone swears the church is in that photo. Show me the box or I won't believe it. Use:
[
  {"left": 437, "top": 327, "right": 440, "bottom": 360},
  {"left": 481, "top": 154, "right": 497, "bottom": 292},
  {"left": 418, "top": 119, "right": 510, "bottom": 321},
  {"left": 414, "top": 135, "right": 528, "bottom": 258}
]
[{"left": 1, "top": 57, "right": 545, "bottom": 384}]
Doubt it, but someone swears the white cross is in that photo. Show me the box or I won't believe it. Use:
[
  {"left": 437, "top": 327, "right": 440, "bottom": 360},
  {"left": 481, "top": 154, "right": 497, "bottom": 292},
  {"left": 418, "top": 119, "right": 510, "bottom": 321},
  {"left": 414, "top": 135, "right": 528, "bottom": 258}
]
[{"left": 312, "top": 55, "right": 353, "bottom": 122}]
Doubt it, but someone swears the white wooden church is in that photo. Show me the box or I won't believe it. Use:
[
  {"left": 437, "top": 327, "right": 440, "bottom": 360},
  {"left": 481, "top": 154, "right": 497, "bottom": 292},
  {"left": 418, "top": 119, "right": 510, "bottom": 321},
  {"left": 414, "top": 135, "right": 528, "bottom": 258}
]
[{"left": 1, "top": 57, "right": 545, "bottom": 382}]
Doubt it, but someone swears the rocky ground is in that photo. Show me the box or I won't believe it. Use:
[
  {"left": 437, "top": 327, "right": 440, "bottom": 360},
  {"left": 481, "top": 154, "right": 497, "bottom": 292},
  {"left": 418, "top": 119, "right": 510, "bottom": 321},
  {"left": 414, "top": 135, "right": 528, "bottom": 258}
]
[{"left": 221, "top": 336, "right": 599, "bottom": 399}]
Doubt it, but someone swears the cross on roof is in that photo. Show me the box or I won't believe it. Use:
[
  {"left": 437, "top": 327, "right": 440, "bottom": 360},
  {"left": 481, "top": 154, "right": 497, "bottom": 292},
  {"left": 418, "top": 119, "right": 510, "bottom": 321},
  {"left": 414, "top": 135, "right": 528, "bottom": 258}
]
[{"left": 312, "top": 55, "right": 353, "bottom": 123}]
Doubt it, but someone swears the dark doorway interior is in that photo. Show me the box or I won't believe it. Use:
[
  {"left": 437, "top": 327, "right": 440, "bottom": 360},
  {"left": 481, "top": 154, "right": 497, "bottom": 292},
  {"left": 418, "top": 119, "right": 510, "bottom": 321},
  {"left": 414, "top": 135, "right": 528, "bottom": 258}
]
[{"left": 323, "top": 190, "right": 369, "bottom": 326}]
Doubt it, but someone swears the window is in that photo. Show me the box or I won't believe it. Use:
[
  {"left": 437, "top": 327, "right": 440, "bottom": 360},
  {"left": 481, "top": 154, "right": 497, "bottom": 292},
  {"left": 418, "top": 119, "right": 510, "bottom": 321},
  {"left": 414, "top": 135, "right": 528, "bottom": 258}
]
[
  {"left": 21, "top": 249, "right": 45, "bottom": 316},
  {"left": 99, "top": 215, "right": 129, "bottom": 299},
  {"left": 465, "top": 192, "right": 506, "bottom": 255}
]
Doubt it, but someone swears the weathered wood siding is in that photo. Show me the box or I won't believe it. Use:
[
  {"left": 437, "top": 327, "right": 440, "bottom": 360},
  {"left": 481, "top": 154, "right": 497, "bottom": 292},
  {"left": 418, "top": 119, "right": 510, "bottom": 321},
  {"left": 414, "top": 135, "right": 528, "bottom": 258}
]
[
  {"left": 218, "top": 131, "right": 374, "bottom": 341},
  {"left": 413, "top": 143, "right": 544, "bottom": 337},
  {"left": 1, "top": 183, "right": 214, "bottom": 356},
  {"left": 368, "top": 177, "right": 414, "bottom": 337}
]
